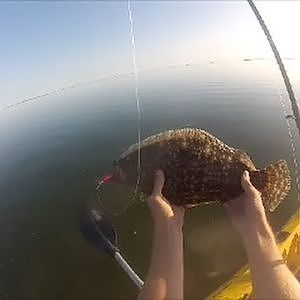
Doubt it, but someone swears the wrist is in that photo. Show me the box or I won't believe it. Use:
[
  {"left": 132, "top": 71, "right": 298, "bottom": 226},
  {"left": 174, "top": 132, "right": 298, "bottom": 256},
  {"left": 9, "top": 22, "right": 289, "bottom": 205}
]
[
  {"left": 237, "top": 210, "right": 268, "bottom": 238},
  {"left": 242, "top": 216, "right": 273, "bottom": 244},
  {"left": 153, "top": 220, "right": 183, "bottom": 251},
  {"left": 151, "top": 220, "right": 183, "bottom": 271},
  {"left": 241, "top": 219, "right": 282, "bottom": 264},
  {"left": 154, "top": 218, "right": 183, "bottom": 233}
]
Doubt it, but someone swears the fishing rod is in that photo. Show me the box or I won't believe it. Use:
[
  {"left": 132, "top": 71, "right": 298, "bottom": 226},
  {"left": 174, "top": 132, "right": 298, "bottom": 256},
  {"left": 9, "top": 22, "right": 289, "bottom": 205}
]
[
  {"left": 80, "top": 208, "right": 144, "bottom": 290},
  {"left": 247, "top": 0, "right": 300, "bottom": 138}
]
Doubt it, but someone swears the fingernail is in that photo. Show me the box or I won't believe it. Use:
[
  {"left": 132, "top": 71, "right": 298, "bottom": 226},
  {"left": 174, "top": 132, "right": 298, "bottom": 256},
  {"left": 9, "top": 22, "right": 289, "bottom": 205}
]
[
  {"left": 156, "top": 169, "right": 163, "bottom": 176},
  {"left": 243, "top": 170, "right": 249, "bottom": 178}
]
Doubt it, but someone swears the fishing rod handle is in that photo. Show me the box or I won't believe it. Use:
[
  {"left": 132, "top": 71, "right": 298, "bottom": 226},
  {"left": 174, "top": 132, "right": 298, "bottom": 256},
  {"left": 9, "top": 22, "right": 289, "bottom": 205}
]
[{"left": 114, "top": 251, "right": 144, "bottom": 290}]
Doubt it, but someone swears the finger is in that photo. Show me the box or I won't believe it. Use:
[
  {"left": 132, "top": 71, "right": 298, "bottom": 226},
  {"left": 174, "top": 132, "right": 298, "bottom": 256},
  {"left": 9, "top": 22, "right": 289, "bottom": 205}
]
[
  {"left": 172, "top": 204, "right": 185, "bottom": 216},
  {"left": 151, "top": 170, "right": 165, "bottom": 196},
  {"left": 241, "top": 170, "right": 259, "bottom": 196}
]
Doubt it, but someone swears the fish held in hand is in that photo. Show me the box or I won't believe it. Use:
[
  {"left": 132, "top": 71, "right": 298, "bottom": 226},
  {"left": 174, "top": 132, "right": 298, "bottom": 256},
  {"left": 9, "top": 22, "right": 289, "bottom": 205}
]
[{"left": 112, "top": 128, "right": 291, "bottom": 212}]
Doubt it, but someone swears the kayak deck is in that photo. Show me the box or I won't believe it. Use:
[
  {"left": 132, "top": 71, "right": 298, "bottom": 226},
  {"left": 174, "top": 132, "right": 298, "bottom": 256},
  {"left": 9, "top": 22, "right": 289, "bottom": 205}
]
[{"left": 207, "top": 210, "right": 300, "bottom": 299}]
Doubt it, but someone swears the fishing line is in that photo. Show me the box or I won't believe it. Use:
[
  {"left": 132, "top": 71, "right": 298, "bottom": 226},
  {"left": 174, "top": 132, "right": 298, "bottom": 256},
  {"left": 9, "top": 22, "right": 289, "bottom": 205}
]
[
  {"left": 279, "top": 91, "right": 300, "bottom": 233},
  {"left": 247, "top": 0, "right": 300, "bottom": 138},
  {"left": 248, "top": 0, "right": 300, "bottom": 224},
  {"left": 2, "top": 1, "right": 142, "bottom": 217},
  {"left": 95, "top": 0, "right": 142, "bottom": 217},
  {"left": 279, "top": 92, "right": 300, "bottom": 204},
  {"left": 127, "top": 0, "right": 142, "bottom": 194}
]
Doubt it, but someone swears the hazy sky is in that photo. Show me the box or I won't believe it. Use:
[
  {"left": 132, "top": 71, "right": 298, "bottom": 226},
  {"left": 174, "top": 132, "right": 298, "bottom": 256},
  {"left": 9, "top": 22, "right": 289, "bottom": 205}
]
[{"left": 0, "top": 1, "right": 299, "bottom": 104}]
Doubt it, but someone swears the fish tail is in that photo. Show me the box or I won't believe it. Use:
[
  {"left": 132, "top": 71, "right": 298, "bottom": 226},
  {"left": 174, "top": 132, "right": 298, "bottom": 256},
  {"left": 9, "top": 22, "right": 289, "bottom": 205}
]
[{"left": 250, "top": 160, "right": 291, "bottom": 212}]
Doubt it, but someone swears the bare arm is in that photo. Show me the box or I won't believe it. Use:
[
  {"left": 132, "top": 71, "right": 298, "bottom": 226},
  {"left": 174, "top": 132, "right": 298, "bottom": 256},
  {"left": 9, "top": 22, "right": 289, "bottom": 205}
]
[
  {"left": 225, "top": 171, "right": 300, "bottom": 299},
  {"left": 138, "top": 170, "right": 184, "bottom": 300}
]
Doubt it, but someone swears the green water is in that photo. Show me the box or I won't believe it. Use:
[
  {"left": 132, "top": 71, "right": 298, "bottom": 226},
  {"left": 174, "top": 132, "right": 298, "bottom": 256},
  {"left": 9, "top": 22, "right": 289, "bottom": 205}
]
[{"left": 0, "top": 60, "right": 299, "bottom": 299}]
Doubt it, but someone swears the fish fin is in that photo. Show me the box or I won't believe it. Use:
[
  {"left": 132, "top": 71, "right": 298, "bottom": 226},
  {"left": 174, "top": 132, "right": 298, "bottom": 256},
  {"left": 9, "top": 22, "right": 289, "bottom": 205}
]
[
  {"left": 235, "top": 149, "right": 248, "bottom": 158},
  {"left": 235, "top": 149, "right": 253, "bottom": 166},
  {"left": 250, "top": 160, "right": 291, "bottom": 212}
]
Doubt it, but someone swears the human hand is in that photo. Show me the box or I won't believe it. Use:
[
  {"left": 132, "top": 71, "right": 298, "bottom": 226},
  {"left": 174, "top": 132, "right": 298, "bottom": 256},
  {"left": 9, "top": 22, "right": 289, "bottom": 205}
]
[
  {"left": 224, "top": 170, "right": 268, "bottom": 237},
  {"left": 147, "top": 170, "right": 185, "bottom": 229}
]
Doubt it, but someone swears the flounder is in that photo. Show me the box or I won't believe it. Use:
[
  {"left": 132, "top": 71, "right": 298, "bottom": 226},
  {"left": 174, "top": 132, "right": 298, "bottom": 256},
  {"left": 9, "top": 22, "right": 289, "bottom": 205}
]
[{"left": 113, "top": 128, "right": 291, "bottom": 211}]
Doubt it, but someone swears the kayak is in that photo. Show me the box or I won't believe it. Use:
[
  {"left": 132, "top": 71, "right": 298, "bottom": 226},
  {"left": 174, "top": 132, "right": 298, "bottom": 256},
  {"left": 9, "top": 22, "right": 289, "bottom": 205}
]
[{"left": 207, "top": 209, "right": 300, "bottom": 299}]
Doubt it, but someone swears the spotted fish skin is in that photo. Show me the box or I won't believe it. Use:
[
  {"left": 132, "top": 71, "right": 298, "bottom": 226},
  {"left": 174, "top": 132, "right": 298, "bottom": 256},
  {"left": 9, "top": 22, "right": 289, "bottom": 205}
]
[{"left": 115, "top": 128, "right": 291, "bottom": 211}]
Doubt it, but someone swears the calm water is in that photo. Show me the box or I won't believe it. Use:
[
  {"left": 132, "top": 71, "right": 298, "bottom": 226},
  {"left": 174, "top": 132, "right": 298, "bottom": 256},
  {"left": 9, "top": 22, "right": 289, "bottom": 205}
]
[{"left": 0, "top": 60, "right": 300, "bottom": 299}]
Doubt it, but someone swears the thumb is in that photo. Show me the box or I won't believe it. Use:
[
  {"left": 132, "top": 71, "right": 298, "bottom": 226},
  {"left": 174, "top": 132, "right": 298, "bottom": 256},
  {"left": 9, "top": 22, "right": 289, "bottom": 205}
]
[
  {"left": 241, "top": 170, "right": 258, "bottom": 196},
  {"left": 151, "top": 170, "right": 165, "bottom": 196}
]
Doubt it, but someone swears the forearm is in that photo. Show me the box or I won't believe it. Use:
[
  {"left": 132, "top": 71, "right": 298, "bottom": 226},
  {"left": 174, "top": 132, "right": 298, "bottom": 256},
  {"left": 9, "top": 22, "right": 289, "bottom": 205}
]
[
  {"left": 241, "top": 218, "right": 300, "bottom": 299},
  {"left": 138, "top": 221, "right": 184, "bottom": 300}
]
